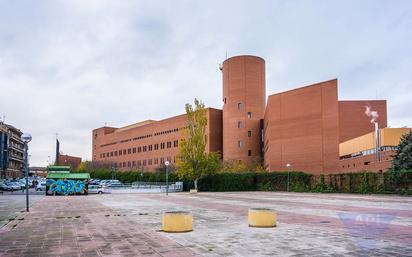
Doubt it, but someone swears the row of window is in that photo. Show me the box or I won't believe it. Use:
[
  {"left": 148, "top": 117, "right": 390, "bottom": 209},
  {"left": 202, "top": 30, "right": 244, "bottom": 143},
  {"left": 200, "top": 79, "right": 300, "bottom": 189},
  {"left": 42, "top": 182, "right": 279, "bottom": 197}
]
[
  {"left": 339, "top": 146, "right": 398, "bottom": 160},
  {"left": 116, "top": 156, "right": 174, "bottom": 168},
  {"left": 154, "top": 128, "right": 181, "bottom": 136},
  {"left": 99, "top": 127, "right": 185, "bottom": 148},
  {"left": 100, "top": 140, "right": 179, "bottom": 159},
  {"left": 341, "top": 158, "right": 389, "bottom": 169}
]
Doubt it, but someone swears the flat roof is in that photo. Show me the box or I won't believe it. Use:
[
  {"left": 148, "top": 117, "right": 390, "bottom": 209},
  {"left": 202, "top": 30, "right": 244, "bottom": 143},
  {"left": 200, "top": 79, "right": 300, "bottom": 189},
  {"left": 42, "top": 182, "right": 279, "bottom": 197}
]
[
  {"left": 47, "top": 165, "right": 71, "bottom": 171},
  {"left": 47, "top": 173, "right": 90, "bottom": 179},
  {"left": 116, "top": 120, "right": 157, "bottom": 132},
  {"left": 94, "top": 107, "right": 222, "bottom": 133}
]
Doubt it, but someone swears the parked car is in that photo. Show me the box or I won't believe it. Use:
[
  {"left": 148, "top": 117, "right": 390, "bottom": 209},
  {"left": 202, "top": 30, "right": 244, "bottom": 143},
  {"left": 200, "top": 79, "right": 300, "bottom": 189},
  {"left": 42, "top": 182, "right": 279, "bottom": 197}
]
[
  {"left": 89, "top": 179, "right": 101, "bottom": 185},
  {"left": 36, "top": 182, "right": 47, "bottom": 191},
  {"left": 99, "top": 179, "right": 118, "bottom": 186},
  {"left": 0, "top": 182, "right": 13, "bottom": 191},
  {"left": 5, "top": 182, "right": 21, "bottom": 191},
  {"left": 104, "top": 180, "right": 123, "bottom": 188},
  {"left": 13, "top": 180, "right": 26, "bottom": 190},
  {"left": 88, "top": 185, "right": 111, "bottom": 194}
]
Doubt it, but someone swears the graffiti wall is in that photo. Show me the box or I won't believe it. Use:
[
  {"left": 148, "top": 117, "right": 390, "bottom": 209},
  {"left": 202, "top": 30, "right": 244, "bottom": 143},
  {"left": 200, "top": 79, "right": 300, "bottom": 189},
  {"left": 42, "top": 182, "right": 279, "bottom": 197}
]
[{"left": 46, "top": 179, "right": 88, "bottom": 195}]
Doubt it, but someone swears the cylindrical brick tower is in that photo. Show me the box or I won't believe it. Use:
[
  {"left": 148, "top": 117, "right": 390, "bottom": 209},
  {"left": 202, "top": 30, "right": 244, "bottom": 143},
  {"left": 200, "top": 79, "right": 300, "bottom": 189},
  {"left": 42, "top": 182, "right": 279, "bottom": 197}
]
[{"left": 222, "top": 55, "right": 266, "bottom": 164}]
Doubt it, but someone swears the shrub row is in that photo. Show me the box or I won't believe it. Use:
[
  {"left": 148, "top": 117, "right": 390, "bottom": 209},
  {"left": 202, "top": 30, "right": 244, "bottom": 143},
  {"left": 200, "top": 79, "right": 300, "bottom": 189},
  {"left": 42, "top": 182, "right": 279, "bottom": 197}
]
[{"left": 80, "top": 169, "right": 412, "bottom": 195}]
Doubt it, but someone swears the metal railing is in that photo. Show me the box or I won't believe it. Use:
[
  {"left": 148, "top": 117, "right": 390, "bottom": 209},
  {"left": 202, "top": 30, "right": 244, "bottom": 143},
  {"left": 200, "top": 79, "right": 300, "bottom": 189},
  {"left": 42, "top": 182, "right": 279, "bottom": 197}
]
[{"left": 100, "top": 181, "right": 183, "bottom": 192}]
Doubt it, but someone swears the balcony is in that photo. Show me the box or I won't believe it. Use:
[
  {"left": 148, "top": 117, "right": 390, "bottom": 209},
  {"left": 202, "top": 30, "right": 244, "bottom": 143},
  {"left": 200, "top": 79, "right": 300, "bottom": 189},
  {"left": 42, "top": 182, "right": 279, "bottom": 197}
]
[
  {"left": 9, "top": 155, "right": 23, "bottom": 162},
  {"left": 10, "top": 145, "right": 24, "bottom": 153}
]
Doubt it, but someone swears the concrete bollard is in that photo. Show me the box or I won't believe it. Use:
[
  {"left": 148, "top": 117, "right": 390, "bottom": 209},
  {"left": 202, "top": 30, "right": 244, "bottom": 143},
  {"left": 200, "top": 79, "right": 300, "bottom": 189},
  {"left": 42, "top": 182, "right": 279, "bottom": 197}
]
[
  {"left": 162, "top": 211, "right": 193, "bottom": 232},
  {"left": 248, "top": 208, "right": 277, "bottom": 227}
]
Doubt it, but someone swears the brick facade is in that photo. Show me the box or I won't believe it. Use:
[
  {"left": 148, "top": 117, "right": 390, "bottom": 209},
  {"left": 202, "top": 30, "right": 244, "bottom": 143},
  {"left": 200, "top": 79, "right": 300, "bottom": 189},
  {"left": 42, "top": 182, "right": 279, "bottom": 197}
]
[
  {"left": 338, "top": 100, "right": 387, "bottom": 143},
  {"left": 57, "top": 154, "right": 82, "bottom": 170},
  {"left": 92, "top": 55, "right": 394, "bottom": 174},
  {"left": 263, "top": 79, "right": 339, "bottom": 174},
  {"left": 92, "top": 108, "right": 222, "bottom": 171}
]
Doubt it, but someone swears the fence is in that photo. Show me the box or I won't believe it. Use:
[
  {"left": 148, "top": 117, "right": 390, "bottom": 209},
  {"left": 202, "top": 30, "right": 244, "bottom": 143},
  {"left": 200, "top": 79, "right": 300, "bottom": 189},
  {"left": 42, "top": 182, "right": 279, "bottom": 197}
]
[{"left": 108, "top": 181, "right": 183, "bottom": 193}]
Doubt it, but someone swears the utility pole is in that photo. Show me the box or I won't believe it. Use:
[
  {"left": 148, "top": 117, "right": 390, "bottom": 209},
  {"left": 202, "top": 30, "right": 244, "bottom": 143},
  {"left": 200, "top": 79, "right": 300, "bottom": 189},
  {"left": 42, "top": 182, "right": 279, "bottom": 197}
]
[{"left": 21, "top": 133, "right": 32, "bottom": 212}]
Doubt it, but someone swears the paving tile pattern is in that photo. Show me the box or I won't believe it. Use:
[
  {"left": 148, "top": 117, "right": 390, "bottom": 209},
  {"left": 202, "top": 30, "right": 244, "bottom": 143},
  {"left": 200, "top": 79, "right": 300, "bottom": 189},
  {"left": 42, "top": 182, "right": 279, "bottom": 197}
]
[
  {"left": 98, "top": 192, "right": 412, "bottom": 257},
  {"left": 0, "top": 196, "right": 200, "bottom": 257}
]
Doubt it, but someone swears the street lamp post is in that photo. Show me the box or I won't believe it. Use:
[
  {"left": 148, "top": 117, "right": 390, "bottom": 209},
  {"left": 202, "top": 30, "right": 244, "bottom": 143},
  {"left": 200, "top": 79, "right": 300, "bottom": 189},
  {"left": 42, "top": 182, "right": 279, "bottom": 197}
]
[
  {"left": 164, "top": 161, "right": 170, "bottom": 196},
  {"left": 286, "top": 163, "right": 291, "bottom": 192},
  {"left": 21, "top": 133, "right": 32, "bottom": 212}
]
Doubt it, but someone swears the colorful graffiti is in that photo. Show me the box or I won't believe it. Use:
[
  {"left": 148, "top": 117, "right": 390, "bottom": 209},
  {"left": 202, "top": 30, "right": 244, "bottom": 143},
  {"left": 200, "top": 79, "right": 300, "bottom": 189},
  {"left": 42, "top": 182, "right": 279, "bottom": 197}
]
[{"left": 46, "top": 179, "right": 88, "bottom": 195}]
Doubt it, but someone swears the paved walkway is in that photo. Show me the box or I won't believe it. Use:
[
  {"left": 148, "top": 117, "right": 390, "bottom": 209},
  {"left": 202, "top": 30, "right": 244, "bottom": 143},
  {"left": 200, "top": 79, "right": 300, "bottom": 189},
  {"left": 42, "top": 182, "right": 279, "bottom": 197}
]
[
  {"left": 0, "top": 196, "right": 199, "bottom": 257},
  {"left": 0, "top": 193, "right": 44, "bottom": 227},
  {"left": 0, "top": 192, "right": 411, "bottom": 257},
  {"left": 98, "top": 192, "right": 412, "bottom": 257}
]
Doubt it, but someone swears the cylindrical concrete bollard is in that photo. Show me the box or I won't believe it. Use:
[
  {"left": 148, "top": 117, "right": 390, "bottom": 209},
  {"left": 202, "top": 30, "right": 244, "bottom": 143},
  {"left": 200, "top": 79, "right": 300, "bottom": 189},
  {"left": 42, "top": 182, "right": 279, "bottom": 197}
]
[
  {"left": 248, "top": 208, "right": 277, "bottom": 227},
  {"left": 162, "top": 211, "right": 193, "bottom": 232}
]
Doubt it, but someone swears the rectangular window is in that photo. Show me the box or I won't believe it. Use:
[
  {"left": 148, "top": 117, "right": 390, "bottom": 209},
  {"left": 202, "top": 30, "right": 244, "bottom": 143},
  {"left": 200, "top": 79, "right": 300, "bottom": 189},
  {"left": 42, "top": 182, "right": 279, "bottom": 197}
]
[
  {"left": 143, "top": 160, "right": 147, "bottom": 166},
  {"left": 148, "top": 159, "right": 152, "bottom": 165},
  {"left": 110, "top": 152, "right": 113, "bottom": 157},
  {"left": 154, "top": 158, "right": 158, "bottom": 165},
  {"left": 248, "top": 131, "right": 252, "bottom": 137},
  {"left": 238, "top": 140, "right": 243, "bottom": 148},
  {"left": 103, "top": 153, "right": 106, "bottom": 158},
  {"left": 174, "top": 140, "right": 179, "bottom": 147},
  {"left": 167, "top": 141, "right": 171, "bottom": 148},
  {"left": 149, "top": 145, "right": 153, "bottom": 151},
  {"left": 138, "top": 146, "right": 141, "bottom": 152},
  {"left": 115, "top": 151, "right": 118, "bottom": 156},
  {"left": 119, "top": 150, "right": 122, "bottom": 156},
  {"left": 137, "top": 160, "right": 141, "bottom": 166},
  {"left": 128, "top": 161, "right": 131, "bottom": 167},
  {"left": 160, "top": 157, "right": 164, "bottom": 164},
  {"left": 161, "top": 142, "right": 165, "bottom": 149},
  {"left": 247, "top": 112, "right": 251, "bottom": 119},
  {"left": 238, "top": 121, "right": 242, "bottom": 128},
  {"left": 123, "top": 149, "right": 126, "bottom": 155},
  {"left": 133, "top": 147, "right": 136, "bottom": 153},
  {"left": 128, "top": 148, "right": 131, "bottom": 154},
  {"left": 123, "top": 162, "right": 126, "bottom": 167},
  {"left": 237, "top": 102, "right": 243, "bottom": 110},
  {"left": 248, "top": 149, "right": 252, "bottom": 156},
  {"left": 143, "top": 146, "right": 147, "bottom": 152}
]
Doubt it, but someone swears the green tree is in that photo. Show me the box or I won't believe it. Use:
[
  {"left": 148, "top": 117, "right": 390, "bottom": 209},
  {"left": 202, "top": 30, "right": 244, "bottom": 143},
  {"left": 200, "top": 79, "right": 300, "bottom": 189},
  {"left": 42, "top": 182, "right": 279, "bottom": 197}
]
[
  {"left": 392, "top": 130, "right": 412, "bottom": 170},
  {"left": 176, "top": 99, "right": 220, "bottom": 190}
]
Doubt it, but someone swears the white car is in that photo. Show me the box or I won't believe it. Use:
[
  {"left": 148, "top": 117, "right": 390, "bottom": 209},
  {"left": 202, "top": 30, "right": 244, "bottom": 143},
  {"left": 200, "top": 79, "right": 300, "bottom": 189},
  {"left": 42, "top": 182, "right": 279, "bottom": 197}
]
[
  {"left": 88, "top": 185, "right": 111, "bottom": 194},
  {"left": 36, "top": 182, "right": 47, "bottom": 191}
]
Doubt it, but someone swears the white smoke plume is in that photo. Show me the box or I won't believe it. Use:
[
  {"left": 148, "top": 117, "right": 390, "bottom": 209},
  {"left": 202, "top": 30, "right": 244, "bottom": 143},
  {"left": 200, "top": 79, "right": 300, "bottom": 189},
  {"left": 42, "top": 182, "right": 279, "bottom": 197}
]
[{"left": 364, "top": 105, "right": 379, "bottom": 123}]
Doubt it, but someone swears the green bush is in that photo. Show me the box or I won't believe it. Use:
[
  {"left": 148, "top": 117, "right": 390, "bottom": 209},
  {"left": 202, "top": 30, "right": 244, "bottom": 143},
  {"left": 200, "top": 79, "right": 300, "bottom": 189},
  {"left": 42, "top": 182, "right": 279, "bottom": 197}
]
[
  {"left": 81, "top": 168, "right": 412, "bottom": 194},
  {"left": 198, "top": 172, "right": 255, "bottom": 191}
]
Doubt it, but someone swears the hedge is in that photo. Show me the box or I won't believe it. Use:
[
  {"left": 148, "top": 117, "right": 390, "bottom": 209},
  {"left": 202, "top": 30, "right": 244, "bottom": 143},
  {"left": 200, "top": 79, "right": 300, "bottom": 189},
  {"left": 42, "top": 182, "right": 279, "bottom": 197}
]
[{"left": 80, "top": 169, "right": 412, "bottom": 195}]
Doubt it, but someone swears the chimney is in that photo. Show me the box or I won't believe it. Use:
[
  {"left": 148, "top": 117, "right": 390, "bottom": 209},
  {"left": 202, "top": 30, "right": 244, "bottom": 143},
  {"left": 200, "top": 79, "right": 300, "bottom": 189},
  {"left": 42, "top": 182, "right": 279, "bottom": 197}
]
[{"left": 374, "top": 122, "right": 381, "bottom": 162}]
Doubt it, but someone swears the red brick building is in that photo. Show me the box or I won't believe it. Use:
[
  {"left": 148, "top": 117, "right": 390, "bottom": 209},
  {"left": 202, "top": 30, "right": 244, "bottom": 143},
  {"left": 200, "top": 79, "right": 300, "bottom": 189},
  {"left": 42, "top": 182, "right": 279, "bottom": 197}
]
[
  {"left": 93, "top": 109, "right": 222, "bottom": 170},
  {"left": 263, "top": 79, "right": 339, "bottom": 174},
  {"left": 57, "top": 154, "right": 82, "bottom": 170},
  {"left": 93, "top": 55, "right": 407, "bottom": 174}
]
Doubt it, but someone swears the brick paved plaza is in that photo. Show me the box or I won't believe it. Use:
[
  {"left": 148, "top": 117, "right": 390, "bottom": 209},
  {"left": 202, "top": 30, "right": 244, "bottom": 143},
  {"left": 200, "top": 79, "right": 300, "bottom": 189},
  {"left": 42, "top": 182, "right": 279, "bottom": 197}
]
[{"left": 0, "top": 192, "right": 411, "bottom": 257}]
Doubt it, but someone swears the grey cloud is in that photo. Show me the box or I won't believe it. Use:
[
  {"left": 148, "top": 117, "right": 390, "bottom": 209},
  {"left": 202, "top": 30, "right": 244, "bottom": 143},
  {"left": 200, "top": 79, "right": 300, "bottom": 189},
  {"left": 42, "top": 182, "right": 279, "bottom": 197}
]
[{"left": 0, "top": 0, "right": 411, "bottom": 166}]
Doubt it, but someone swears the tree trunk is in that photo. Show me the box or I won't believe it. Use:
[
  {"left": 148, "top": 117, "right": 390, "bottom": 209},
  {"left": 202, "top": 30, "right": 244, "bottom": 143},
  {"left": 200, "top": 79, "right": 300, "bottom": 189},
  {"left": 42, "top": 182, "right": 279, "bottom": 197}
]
[{"left": 194, "top": 179, "right": 198, "bottom": 191}]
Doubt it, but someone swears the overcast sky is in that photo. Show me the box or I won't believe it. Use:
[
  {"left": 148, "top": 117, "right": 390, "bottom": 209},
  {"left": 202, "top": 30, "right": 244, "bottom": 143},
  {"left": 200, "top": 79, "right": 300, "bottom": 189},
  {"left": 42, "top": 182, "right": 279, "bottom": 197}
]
[{"left": 1, "top": 0, "right": 411, "bottom": 166}]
